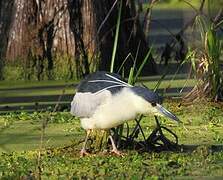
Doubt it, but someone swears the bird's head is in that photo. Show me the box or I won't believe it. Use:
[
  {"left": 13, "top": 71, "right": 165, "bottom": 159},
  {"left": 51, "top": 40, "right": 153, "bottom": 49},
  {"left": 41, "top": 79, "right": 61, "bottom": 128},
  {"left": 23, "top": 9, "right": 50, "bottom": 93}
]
[{"left": 131, "top": 86, "right": 180, "bottom": 122}]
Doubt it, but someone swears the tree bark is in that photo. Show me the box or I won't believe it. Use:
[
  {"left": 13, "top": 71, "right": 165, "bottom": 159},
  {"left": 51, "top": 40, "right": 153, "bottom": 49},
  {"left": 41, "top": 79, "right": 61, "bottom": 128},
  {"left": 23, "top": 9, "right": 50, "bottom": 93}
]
[
  {"left": 0, "top": 0, "right": 15, "bottom": 80},
  {"left": 6, "top": 0, "right": 75, "bottom": 80},
  {"left": 67, "top": 0, "right": 100, "bottom": 78}
]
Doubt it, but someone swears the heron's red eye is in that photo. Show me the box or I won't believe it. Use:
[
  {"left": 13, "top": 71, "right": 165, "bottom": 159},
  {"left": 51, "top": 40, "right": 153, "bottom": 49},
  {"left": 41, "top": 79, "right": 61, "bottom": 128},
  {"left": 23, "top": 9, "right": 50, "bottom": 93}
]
[{"left": 151, "top": 102, "right": 156, "bottom": 107}]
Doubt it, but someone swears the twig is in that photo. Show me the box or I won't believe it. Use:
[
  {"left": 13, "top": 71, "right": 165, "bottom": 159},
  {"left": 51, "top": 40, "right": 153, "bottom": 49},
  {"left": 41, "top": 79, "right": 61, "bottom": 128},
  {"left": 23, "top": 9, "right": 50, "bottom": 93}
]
[
  {"left": 36, "top": 83, "right": 74, "bottom": 179},
  {"left": 142, "top": 0, "right": 159, "bottom": 37},
  {"left": 97, "top": 0, "right": 118, "bottom": 35}
]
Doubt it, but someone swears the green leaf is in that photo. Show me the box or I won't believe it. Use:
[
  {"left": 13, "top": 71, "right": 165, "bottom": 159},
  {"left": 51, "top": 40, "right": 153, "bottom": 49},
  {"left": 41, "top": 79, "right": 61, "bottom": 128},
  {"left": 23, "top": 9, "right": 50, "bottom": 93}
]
[{"left": 128, "top": 67, "right": 134, "bottom": 85}]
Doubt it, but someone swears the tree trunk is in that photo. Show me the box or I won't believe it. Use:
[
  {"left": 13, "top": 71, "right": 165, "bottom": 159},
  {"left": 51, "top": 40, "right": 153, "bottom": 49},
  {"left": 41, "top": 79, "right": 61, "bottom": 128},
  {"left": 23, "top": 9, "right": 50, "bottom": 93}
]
[
  {"left": 5, "top": 0, "right": 75, "bottom": 80},
  {"left": 67, "top": 0, "right": 157, "bottom": 78},
  {"left": 0, "top": 0, "right": 15, "bottom": 80},
  {"left": 67, "top": 0, "right": 100, "bottom": 78},
  {"left": 2, "top": 0, "right": 156, "bottom": 80}
]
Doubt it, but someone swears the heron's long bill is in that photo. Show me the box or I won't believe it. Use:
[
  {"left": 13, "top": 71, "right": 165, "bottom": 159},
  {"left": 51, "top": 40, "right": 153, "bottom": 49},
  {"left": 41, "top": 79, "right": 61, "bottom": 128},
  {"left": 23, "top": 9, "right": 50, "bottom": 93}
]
[{"left": 155, "top": 104, "right": 180, "bottom": 122}]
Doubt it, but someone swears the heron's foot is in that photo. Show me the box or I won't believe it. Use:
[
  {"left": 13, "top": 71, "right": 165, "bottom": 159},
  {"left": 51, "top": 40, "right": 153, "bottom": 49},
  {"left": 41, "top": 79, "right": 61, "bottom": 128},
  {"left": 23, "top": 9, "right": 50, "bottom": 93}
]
[
  {"left": 80, "top": 149, "right": 89, "bottom": 157},
  {"left": 111, "top": 149, "right": 124, "bottom": 156}
]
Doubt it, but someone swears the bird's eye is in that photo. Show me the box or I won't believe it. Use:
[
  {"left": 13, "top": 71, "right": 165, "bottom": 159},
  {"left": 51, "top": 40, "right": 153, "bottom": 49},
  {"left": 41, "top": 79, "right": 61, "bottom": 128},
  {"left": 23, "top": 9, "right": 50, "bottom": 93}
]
[{"left": 151, "top": 102, "right": 156, "bottom": 107}]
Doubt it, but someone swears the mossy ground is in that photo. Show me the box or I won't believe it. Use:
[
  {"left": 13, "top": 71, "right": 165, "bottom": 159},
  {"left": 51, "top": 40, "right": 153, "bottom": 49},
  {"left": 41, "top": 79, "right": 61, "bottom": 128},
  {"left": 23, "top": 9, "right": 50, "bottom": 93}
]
[{"left": 0, "top": 100, "right": 223, "bottom": 178}]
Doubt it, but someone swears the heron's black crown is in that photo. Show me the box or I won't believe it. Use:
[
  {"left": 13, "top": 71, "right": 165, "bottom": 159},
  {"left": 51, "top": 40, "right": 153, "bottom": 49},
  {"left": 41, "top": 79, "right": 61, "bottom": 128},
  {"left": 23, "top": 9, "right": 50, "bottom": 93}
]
[{"left": 131, "top": 86, "right": 163, "bottom": 105}]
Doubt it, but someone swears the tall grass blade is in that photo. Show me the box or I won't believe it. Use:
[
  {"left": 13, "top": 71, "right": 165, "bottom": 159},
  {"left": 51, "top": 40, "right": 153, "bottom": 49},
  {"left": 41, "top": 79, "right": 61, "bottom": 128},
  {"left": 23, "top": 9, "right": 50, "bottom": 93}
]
[
  {"left": 215, "top": 19, "right": 223, "bottom": 28},
  {"left": 134, "top": 46, "right": 153, "bottom": 83},
  {"left": 117, "top": 53, "right": 134, "bottom": 74},
  {"left": 153, "top": 70, "right": 168, "bottom": 93},
  {"left": 110, "top": 0, "right": 122, "bottom": 73}
]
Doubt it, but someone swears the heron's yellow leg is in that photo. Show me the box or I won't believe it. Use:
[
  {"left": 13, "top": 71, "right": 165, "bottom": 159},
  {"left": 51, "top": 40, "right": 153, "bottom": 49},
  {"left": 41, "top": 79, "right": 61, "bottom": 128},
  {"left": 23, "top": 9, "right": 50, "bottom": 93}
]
[
  {"left": 109, "top": 135, "right": 123, "bottom": 156},
  {"left": 80, "top": 129, "right": 91, "bottom": 157}
]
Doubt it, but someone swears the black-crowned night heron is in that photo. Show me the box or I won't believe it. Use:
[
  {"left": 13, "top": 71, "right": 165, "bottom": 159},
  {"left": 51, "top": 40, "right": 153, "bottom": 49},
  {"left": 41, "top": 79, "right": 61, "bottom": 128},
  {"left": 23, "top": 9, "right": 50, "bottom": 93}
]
[{"left": 70, "top": 71, "right": 179, "bottom": 156}]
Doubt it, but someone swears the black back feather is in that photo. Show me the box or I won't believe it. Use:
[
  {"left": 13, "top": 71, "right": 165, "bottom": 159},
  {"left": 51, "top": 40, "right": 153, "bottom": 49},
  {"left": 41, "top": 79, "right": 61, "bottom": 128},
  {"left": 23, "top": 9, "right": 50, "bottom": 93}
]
[{"left": 76, "top": 71, "right": 127, "bottom": 94}]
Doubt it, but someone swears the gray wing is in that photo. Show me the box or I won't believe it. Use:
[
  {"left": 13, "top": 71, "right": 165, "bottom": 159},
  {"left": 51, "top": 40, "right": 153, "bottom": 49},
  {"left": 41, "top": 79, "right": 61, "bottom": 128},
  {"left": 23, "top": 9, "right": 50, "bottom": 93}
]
[{"left": 70, "top": 90, "right": 111, "bottom": 118}]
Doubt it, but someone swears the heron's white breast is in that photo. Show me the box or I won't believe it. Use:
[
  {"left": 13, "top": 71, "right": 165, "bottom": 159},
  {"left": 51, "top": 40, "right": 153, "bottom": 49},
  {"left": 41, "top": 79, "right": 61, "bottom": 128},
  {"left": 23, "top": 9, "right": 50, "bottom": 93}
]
[{"left": 88, "top": 87, "right": 150, "bottom": 129}]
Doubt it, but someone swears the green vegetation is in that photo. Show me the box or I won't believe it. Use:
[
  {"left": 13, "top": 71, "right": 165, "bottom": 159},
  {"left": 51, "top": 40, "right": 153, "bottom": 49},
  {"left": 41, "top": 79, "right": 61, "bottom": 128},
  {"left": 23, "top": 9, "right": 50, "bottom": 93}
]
[
  {"left": 2, "top": 54, "right": 77, "bottom": 81},
  {"left": 0, "top": 112, "right": 79, "bottom": 152},
  {"left": 1, "top": 149, "right": 223, "bottom": 179},
  {"left": 0, "top": 101, "right": 223, "bottom": 178},
  {"left": 182, "top": 0, "right": 223, "bottom": 101},
  {"left": 145, "top": 0, "right": 201, "bottom": 10},
  {"left": 1, "top": 0, "right": 223, "bottom": 178}
]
